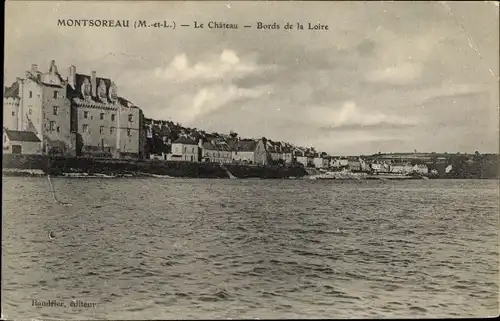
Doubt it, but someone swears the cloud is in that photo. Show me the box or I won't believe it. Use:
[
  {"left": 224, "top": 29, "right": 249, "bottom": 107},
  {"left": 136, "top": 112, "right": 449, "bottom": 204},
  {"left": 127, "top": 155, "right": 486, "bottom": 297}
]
[
  {"left": 308, "top": 101, "right": 418, "bottom": 129},
  {"left": 165, "top": 84, "right": 270, "bottom": 124},
  {"left": 365, "top": 62, "right": 423, "bottom": 84},
  {"left": 153, "top": 50, "right": 270, "bottom": 82},
  {"left": 362, "top": 28, "right": 446, "bottom": 85}
]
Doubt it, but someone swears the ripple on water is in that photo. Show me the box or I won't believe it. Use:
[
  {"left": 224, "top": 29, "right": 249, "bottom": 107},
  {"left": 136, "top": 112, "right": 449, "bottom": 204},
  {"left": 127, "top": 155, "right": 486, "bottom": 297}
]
[{"left": 1, "top": 178, "right": 498, "bottom": 319}]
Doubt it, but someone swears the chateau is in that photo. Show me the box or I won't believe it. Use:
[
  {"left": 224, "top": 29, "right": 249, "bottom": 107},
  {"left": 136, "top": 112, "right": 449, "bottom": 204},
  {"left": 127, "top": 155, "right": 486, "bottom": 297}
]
[{"left": 3, "top": 60, "right": 146, "bottom": 158}]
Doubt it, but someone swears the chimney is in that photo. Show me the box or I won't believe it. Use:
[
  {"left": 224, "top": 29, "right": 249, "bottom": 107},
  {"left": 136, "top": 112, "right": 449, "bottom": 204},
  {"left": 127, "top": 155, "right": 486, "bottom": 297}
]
[
  {"left": 91, "top": 71, "right": 97, "bottom": 97},
  {"left": 198, "top": 139, "right": 203, "bottom": 148},
  {"left": 31, "top": 64, "right": 38, "bottom": 74},
  {"left": 49, "top": 60, "right": 58, "bottom": 74},
  {"left": 68, "top": 65, "right": 76, "bottom": 89}
]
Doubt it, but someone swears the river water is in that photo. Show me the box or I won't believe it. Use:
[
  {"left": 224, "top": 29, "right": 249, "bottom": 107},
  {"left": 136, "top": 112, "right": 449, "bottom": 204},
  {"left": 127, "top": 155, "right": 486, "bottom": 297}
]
[{"left": 1, "top": 178, "right": 498, "bottom": 319}]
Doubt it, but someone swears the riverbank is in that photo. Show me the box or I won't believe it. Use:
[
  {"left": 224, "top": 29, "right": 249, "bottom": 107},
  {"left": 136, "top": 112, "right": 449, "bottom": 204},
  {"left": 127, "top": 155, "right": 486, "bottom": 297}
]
[{"left": 2, "top": 154, "right": 308, "bottom": 179}]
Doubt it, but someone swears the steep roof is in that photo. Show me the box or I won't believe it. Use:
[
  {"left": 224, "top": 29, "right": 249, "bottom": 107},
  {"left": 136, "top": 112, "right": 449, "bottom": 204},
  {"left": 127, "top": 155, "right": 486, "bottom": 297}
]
[
  {"left": 4, "top": 129, "right": 41, "bottom": 142},
  {"left": 118, "top": 96, "right": 138, "bottom": 108},
  {"left": 173, "top": 137, "right": 197, "bottom": 145},
  {"left": 67, "top": 73, "right": 113, "bottom": 103},
  {"left": 202, "top": 142, "right": 231, "bottom": 151},
  {"left": 236, "top": 139, "right": 257, "bottom": 152},
  {"left": 41, "top": 82, "right": 63, "bottom": 88},
  {"left": 4, "top": 82, "right": 20, "bottom": 99}
]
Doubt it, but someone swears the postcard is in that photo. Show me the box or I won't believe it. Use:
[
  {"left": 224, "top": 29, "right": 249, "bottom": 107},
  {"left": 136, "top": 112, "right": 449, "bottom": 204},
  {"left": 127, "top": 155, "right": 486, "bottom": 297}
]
[{"left": 2, "top": 1, "right": 499, "bottom": 320}]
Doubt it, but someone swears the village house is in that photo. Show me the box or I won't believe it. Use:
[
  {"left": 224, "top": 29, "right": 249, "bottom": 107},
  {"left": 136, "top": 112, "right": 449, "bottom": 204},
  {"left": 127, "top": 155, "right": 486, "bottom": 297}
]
[
  {"left": 3, "top": 128, "right": 42, "bottom": 155},
  {"left": 413, "top": 164, "right": 429, "bottom": 175},
  {"left": 371, "top": 162, "right": 390, "bottom": 173},
  {"left": 390, "top": 162, "right": 414, "bottom": 174},
  {"left": 331, "top": 157, "right": 349, "bottom": 169},
  {"left": 281, "top": 143, "right": 294, "bottom": 164},
  {"left": 266, "top": 140, "right": 284, "bottom": 163},
  {"left": 306, "top": 151, "right": 316, "bottom": 167},
  {"left": 359, "top": 158, "right": 370, "bottom": 171},
  {"left": 201, "top": 140, "right": 232, "bottom": 164},
  {"left": 293, "top": 148, "right": 308, "bottom": 167},
  {"left": 313, "top": 153, "right": 329, "bottom": 169},
  {"left": 348, "top": 158, "right": 362, "bottom": 171},
  {"left": 231, "top": 139, "right": 257, "bottom": 164},
  {"left": 168, "top": 137, "right": 200, "bottom": 162}
]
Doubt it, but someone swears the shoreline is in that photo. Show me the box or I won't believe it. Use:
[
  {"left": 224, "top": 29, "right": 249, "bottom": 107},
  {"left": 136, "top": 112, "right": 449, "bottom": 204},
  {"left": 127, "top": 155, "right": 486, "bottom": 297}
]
[
  {"left": 2, "top": 167, "right": 497, "bottom": 180},
  {"left": 2, "top": 154, "right": 308, "bottom": 179},
  {"left": 2, "top": 154, "right": 497, "bottom": 180}
]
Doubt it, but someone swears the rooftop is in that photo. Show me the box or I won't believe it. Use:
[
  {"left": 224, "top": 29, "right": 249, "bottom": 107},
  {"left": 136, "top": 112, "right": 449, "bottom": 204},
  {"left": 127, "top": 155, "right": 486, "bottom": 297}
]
[
  {"left": 173, "top": 137, "right": 197, "bottom": 145},
  {"left": 3, "top": 129, "right": 41, "bottom": 142},
  {"left": 4, "top": 82, "right": 20, "bottom": 99}
]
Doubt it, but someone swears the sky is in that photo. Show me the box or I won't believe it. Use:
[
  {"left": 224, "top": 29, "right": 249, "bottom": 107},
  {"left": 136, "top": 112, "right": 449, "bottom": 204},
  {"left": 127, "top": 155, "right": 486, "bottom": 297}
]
[{"left": 4, "top": 1, "right": 499, "bottom": 155}]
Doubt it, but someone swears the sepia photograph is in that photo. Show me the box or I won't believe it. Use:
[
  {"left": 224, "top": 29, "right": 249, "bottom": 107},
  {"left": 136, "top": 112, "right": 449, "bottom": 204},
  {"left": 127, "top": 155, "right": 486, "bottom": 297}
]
[{"left": 2, "top": 0, "right": 499, "bottom": 319}]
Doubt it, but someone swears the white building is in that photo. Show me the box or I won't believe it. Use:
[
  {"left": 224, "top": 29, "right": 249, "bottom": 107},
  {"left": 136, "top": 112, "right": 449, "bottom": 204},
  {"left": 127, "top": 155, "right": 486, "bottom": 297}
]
[
  {"left": 371, "top": 162, "right": 390, "bottom": 172},
  {"left": 231, "top": 139, "right": 257, "bottom": 164},
  {"left": 390, "top": 163, "right": 414, "bottom": 174},
  {"left": 413, "top": 164, "right": 429, "bottom": 174},
  {"left": 313, "top": 156, "right": 329, "bottom": 169},
  {"left": 331, "top": 158, "right": 349, "bottom": 168},
  {"left": 202, "top": 141, "right": 232, "bottom": 164},
  {"left": 168, "top": 137, "right": 199, "bottom": 162}
]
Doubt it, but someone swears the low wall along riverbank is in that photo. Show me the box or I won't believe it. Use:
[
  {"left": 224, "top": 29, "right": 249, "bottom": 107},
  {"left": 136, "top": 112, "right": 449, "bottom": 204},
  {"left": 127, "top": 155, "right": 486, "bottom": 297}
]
[{"left": 2, "top": 154, "right": 308, "bottom": 179}]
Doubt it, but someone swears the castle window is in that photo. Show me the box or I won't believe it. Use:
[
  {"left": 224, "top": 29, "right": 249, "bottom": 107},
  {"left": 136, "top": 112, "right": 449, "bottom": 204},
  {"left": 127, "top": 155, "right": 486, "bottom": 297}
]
[
  {"left": 29, "top": 109, "right": 32, "bottom": 115},
  {"left": 110, "top": 127, "right": 115, "bottom": 134},
  {"left": 56, "top": 126, "right": 60, "bottom": 133},
  {"left": 53, "top": 106, "right": 58, "bottom": 116},
  {"left": 100, "top": 113, "right": 105, "bottom": 120},
  {"left": 83, "top": 124, "right": 89, "bottom": 133},
  {"left": 84, "top": 111, "right": 89, "bottom": 119},
  {"left": 53, "top": 91, "right": 58, "bottom": 99},
  {"left": 128, "top": 114, "right": 133, "bottom": 122},
  {"left": 127, "top": 128, "right": 131, "bottom": 136},
  {"left": 49, "top": 121, "right": 56, "bottom": 131},
  {"left": 29, "top": 91, "right": 32, "bottom": 98},
  {"left": 111, "top": 114, "right": 116, "bottom": 121},
  {"left": 100, "top": 126, "right": 104, "bottom": 134},
  {"left": 11, "top": 111, "right": 15, "bottom": 116}
]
